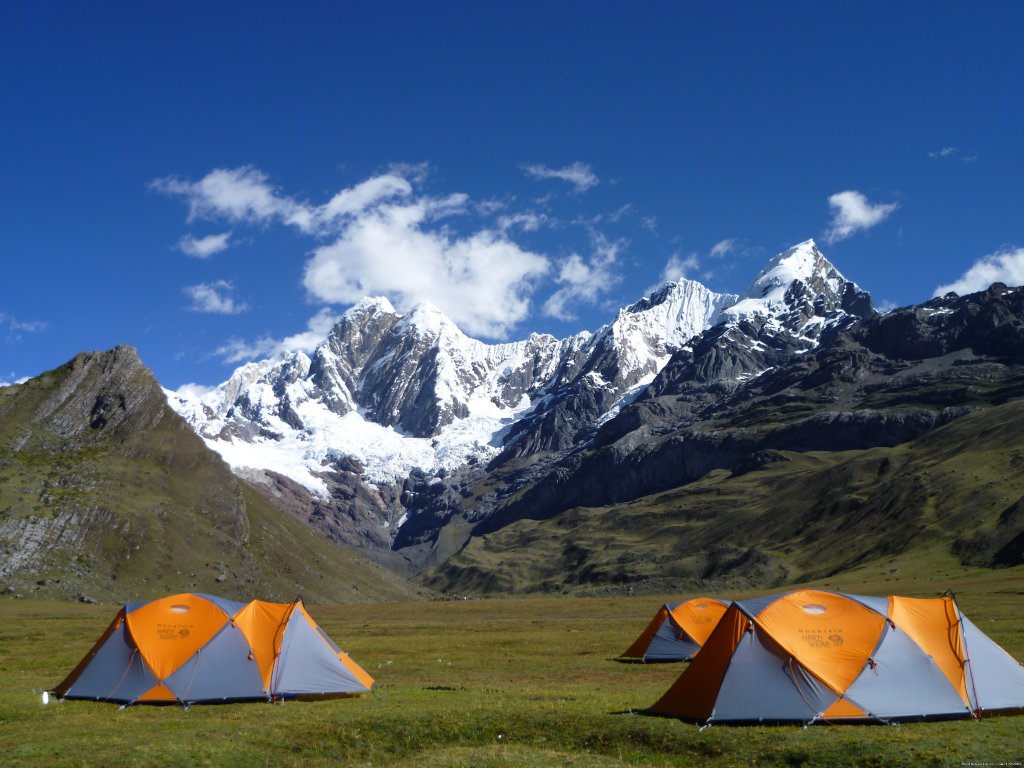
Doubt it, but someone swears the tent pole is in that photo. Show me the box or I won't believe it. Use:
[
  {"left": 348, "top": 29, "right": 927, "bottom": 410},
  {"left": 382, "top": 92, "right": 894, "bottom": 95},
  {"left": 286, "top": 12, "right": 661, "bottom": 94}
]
[{"left": 947, "top": 591, "right": 983, "bottom": 719}]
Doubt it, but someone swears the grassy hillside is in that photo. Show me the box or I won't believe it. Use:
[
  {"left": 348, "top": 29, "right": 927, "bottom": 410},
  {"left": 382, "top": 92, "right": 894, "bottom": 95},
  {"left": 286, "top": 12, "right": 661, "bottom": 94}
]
[
  {"left": 424, "top": 399, "right": 1024, "bottom": 596},
  {"left": 235, "top": 482, "right": 430, "bottom": 603},
  {"left": 1, "top": 565, "right": 1022, "bottom": 767},
  {"left": 0, "top": 349, "right": 427, "bottom": 604}
]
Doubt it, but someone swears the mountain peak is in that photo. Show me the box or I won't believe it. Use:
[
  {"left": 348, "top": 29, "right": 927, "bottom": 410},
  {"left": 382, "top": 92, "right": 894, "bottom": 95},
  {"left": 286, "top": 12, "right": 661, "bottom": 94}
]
[
  {"left": 724, "top": 240, "right": 851, "bottom": 321},
  {"left": 348, "top": 296, "right": 397, "bottom": 316},
  {"left": 755, "top": 239, "right": 831, "bottom": 290},
  {"left": 398, "top": 300, "right": 462, "bottom": 339},
  {"left": 625, "top": 277, "right": 712, "bottom": 315}
]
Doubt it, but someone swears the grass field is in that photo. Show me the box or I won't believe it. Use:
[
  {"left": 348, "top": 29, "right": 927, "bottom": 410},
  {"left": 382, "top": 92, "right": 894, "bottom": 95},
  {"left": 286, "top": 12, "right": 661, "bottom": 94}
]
[{"left": 2, "top": 566, "right": 1023, "bottom": 767}]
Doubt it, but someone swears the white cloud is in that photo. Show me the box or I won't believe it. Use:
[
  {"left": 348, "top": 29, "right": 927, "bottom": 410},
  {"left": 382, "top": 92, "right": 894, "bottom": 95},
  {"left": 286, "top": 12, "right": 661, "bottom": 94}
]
[
  {"left": 385, "top": 161, "right": 431, "bottom": 184},
  {"left": 709, "top": 239, "right": 737, "bottom": 259},
  {"left": 178, "top": 231, "right": 232, "bottom": 258},
  {"left": 213, "top": 336, "right": 279, "bottom": 364},
  {"left": 824, "top": 190, "right": 899, "bottom": 244},
  {"left": 278, "top": 307, "right": 340, "bottom": 353},
  {"left": 184, "top": 281, "right": 249, "bottom": 314},
  {"left": 543, "top": 255, "right": 596, "bottom": 321},
  {"left": 1, "top": 312, "right": 47, "bottom": 340},
  {"left": 475, "top": 198, "right": 507, "bottom": 217},
  {"left": 522, "top": 162, "right": 599, "bottom": 193},
  {"left": 174, "top": 382, "right": 219, "bottom": 398},
  {"left": 11, "top": 319, "right": 47, "bottom": 333},
  {"left": 934, "top": 247, "right": 1024, "bottom": 296},
  {"left": 213, "top": 308, "right": 340, "bottom": 363},
  {"left": 317, "top": 175, "right": 413, "bottom": 229},
  {"left": 302, "top": 196, "right": 549, "bottom": 338},
  {"left": 927, "top": 146, "right": 977, "bottom": 163},
  {"left": 153, "top": 166, "right": 411, "bottom": 235},
  {"left": 542, "top": 233, "right": 622, "bottom": 320},
  {"left": 661, "top": 252, "right": 700, "bottom": 283},
  {"left": 160, "top": 166, "right": 644, "bottom": 338},
  {"left": 607, "top": 204, "right": 632, "bottom": 223},
  {"left": 153, "top": 166, "right": 304, "bottom": 228},
  {"left": 497, "top": 212, "right": 548, "bottom": 232}
]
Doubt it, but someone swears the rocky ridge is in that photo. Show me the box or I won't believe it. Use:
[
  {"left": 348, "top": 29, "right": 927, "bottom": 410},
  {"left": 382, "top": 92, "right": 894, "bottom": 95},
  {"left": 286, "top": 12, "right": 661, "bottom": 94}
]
[{"left": 0, "top": 346, "right": 429, "bottom": 602}]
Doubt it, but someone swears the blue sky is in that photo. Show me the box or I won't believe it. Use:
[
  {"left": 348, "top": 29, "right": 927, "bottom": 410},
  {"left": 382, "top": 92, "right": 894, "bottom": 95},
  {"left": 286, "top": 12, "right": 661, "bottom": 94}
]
[{"left": 3, "top": 2, "right": 1023, "bottom": 389}]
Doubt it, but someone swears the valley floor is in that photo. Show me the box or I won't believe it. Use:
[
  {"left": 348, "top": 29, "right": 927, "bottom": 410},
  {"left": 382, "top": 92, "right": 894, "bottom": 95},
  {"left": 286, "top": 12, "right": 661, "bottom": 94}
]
[{"left": 1, "top": 564, "right": 1022, "bottom": 767}]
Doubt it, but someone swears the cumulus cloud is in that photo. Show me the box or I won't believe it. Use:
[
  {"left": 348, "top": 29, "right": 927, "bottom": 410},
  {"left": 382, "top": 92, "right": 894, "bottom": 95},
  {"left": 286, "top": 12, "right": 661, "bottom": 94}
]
[
  {"left": 660, "top": 252, "right": 701, "bottom": 284},
  {"left": 157, "top": 166, "right": 555, "bottom": 339},
  {"left": 184, "top": 281, "right": 249, "bottom": 314},
  {"left": 302, "top": 196, "right": 549, "bottom": 338},
  {"left": 824, "top": 190, "right": 899, "bottom": 244},
  {"left": 934, "top": 247, "right": 1024, "bottom": 297},
  {"left": 160, "top": 165, "right": 713, "bottom": 341},
  {"left": 522, "top": 162, "right": 599, "bottom": 193},
  {"left": 153, "top": 166, "right": 303, "bottom": 227},
  {"left": 178, "top": 232, "right": 232, "bottom": 258},
  {"left": 542, "top": 233, "right": 623, "bottom": 321},
  {"left": 315, "top": 175, "right": 414, "bottom": 229},
  {"left": 929, "top": 146, "right": 957, "bottom": 158}
]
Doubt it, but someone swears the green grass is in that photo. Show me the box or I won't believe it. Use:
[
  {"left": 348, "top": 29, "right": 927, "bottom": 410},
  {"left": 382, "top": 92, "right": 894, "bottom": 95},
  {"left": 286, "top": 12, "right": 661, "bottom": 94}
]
[
  {"left": 0, "top": 358, "right": 425, "bottom": 605},
  {"left": 2, "top": 567, "right": 1023, "bottom": 767},
  {"left": 426, "top": 399, "right": 1024, "bottom": 596}
]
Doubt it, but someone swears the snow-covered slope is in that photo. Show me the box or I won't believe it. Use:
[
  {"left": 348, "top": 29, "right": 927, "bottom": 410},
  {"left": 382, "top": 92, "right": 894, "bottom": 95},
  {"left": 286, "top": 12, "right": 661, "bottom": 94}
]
[
  {"left": 494, "top": 277, "right": 739, "bottom": 457},
  {"left": 167, "top": 314, "right": 576, "bottom": 492},
  {"left": 605, "top": 277, "right": 738, "bottom": 378},
  {"left": 724, "top": 239, "right": 870, "bottom": 341},
  {"left": 641, "top": 239, "right": 874, "bottom": 397}
]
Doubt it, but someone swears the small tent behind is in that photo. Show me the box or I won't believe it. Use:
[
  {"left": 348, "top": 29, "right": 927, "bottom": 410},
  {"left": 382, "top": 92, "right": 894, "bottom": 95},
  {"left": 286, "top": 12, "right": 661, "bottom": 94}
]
[
  {"left": 54, "top": 593, "right": 373, "bottom": 705},
  {"left": 646, "top": 589, "right": 1024, "bottom": 725},
  {"left": 620, "top": 597, "right": 729, "bottom": 662}
]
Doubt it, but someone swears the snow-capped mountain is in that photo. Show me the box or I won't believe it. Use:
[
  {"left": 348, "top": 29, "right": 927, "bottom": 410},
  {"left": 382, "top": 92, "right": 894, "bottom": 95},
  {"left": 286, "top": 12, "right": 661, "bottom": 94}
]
[
  {"left": 167, "top": 239, "right": 870, "bottom": 556},
  {"left": 723, "top": 239, "right": 872, "bottom": 337},
  {"left": 642, "top": 239, "right": 874, "bottom": 395},
  {"left": 170, "top": 299, "right": 581, "bottom": 492},
  {"left": 169, "top": 272, "right": 744, "bottom": 487},
  {"left": 495, "top": 277, "right": 738, "bottom": 458}
]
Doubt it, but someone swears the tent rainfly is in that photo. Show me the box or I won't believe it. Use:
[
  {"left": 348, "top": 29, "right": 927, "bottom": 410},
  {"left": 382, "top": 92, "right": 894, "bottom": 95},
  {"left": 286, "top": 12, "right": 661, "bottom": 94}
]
[
  {"left": 54, "top": 593, "right": 373, "bottom": 705},
  {"left": 620, "top": 597, "right": 729, "bottom": 662},
  {"left": 646, "top": 589, "right": 1024, "bottom": 725}
]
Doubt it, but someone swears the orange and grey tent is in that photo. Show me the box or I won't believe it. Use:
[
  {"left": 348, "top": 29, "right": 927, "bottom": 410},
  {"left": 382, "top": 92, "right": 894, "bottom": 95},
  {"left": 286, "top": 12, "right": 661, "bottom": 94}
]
[
  {"left": 620, "top": 597, "right": 729, "bottom": 662},
  {"left": 647, "top": 589, "right": 1024, "bottom": 725},
  {"left": 54, "top": 593, "right": 373, "bottom": 705}
]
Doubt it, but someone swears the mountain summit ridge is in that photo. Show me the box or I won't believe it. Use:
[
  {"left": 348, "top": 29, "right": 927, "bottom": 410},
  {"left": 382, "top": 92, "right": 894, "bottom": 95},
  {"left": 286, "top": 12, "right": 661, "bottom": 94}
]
[{"left": 166, "top": 241, "right": 867, "bottom": 555}]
